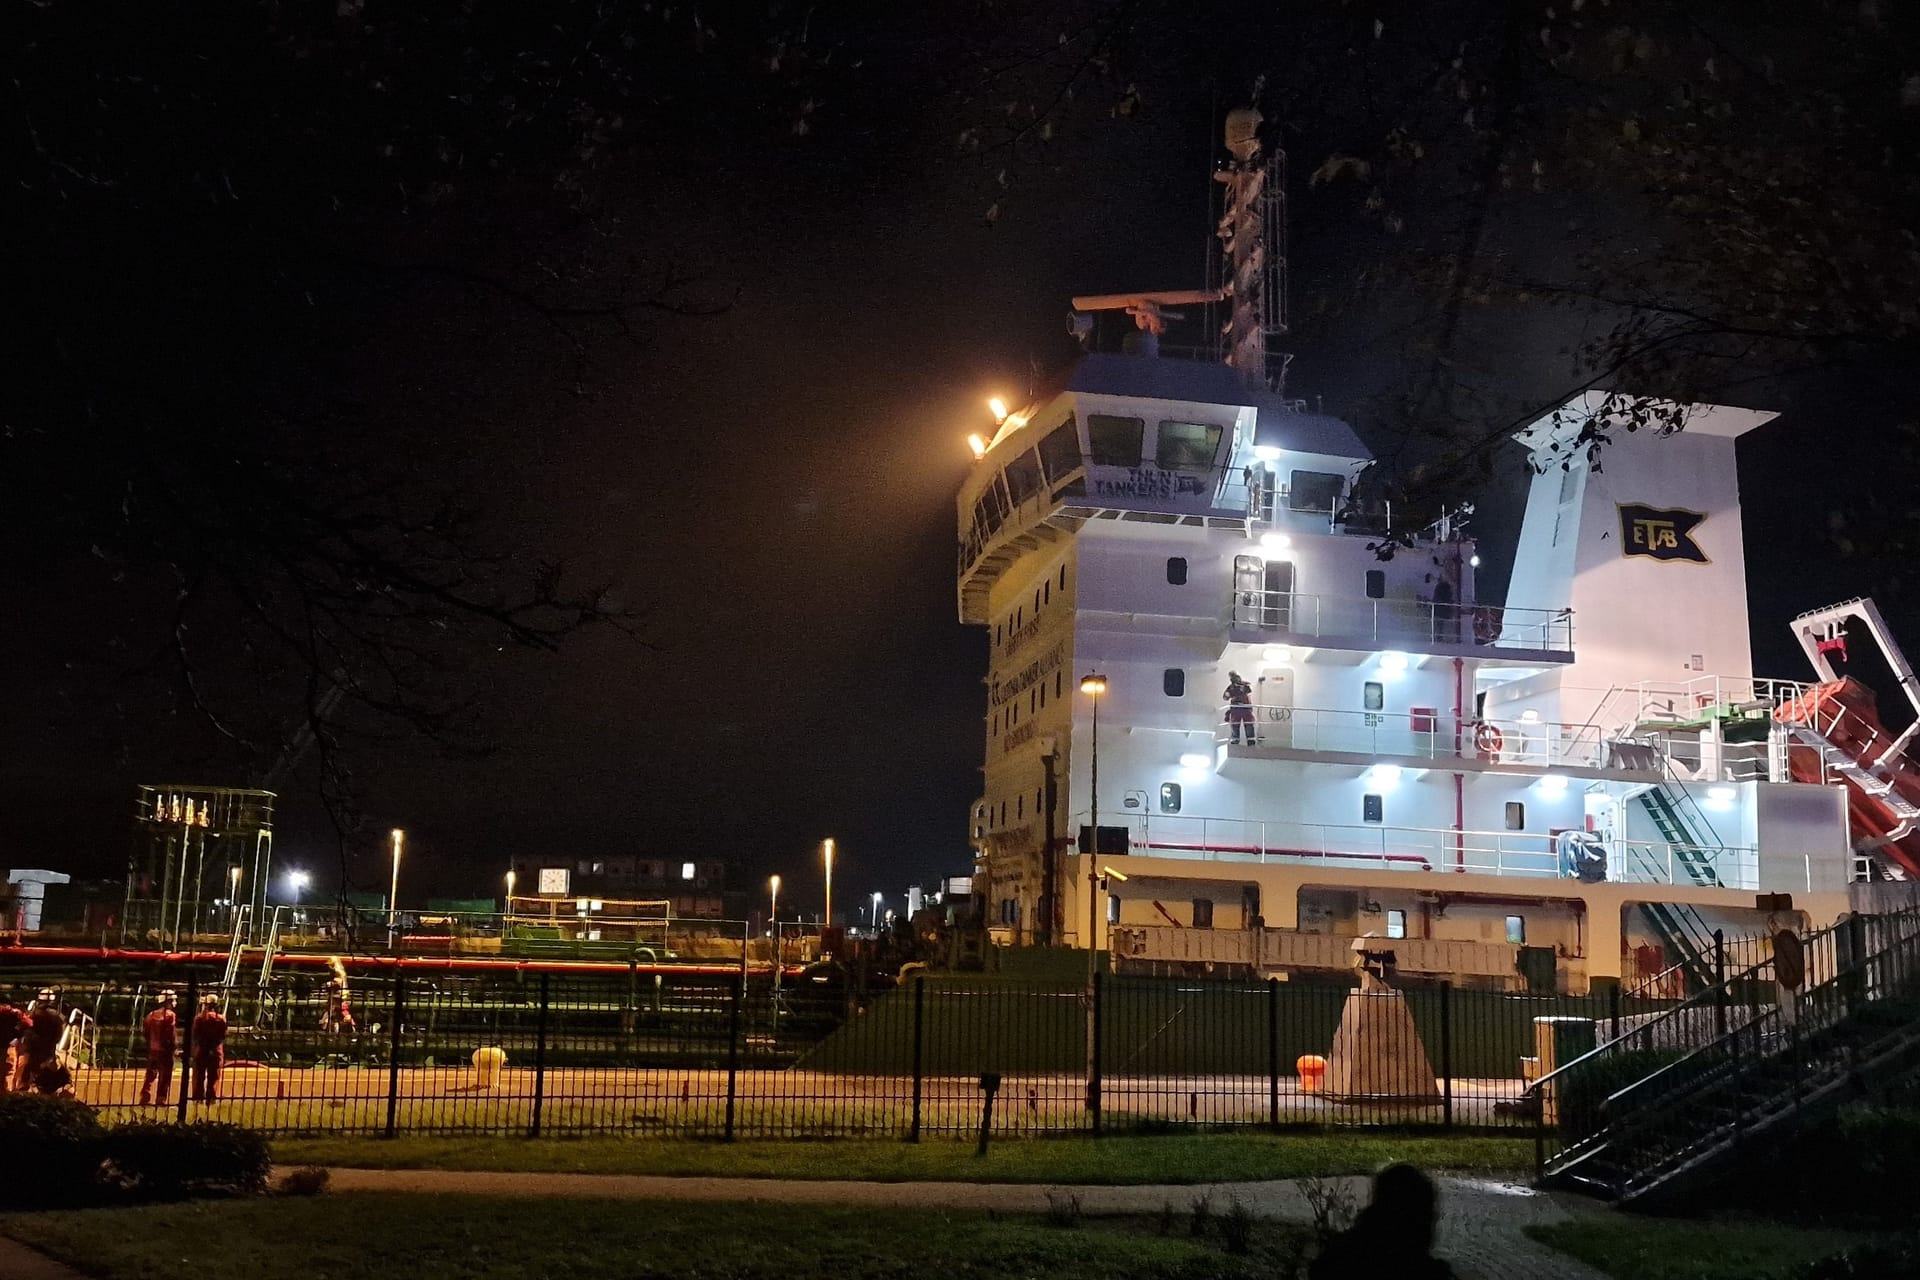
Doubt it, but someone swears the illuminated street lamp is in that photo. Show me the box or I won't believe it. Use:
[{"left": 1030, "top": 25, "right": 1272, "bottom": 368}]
[
  {"left": 1079, "top": 673, "right": 1109, "bottom": 880},
  {"left": 769, "top": 874, "right": 781, "bottom": 930},
  {"left": 871, "top": 891, "right": 883, "bottom": 931},
  {"left": 229, "top": 864, "right": 243, "bottom": 918},
  {"left": 822, "top": 838, "right": 835, "bottom": 927},
  {"left": 504, "top": 867, "right": 517, "bottom": 923},
  {"left": 286, "top": 868, "right": 310, "bottom": 906},
  {"left": 769, "top": 873, "right": 784, "bottom": 1028},
  {"left": 388, "top": 828, "right": 404, "bottom": 949}
]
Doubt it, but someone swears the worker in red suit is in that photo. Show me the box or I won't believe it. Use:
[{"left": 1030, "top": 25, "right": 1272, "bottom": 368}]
[
  {"left": 0, "top": 997, "right": 28, "bottom": 1093},
  {"left": 13, "top": 989, "right": 65, "bottom": 1093},
  {"left": 190, "top": 995, "right": 228, "bottom": 1102},
  {"left": 138, "top": 990, "right": 178, "bottom": 1106}
]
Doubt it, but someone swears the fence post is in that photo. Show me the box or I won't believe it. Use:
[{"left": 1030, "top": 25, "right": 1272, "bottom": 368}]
[
  {"left": 1088, "top": 971, "right": 1104, "bottom": 1135},
  {"left": 530, "top": 972, "right": 549, "bottom": 1139},
  {"left": 1713, "top": 930, "right": 1728, "bottom": 1039},
  {"left": 1266, "top": 977, "right": 1280, "bottom": 1133},
  {"left": 385, "top": 970, "right": 405, "bottom": 1139},
  {"left": 1608, "top": 980, "right": 1621, "bottom": 1042},
  {"left": 1439, "top": 980, "right": 1454, "bottom": 1131},
  {"left": 724, "top": 977, "right": 741, "bottom": 1142},
  {"left": 176, "top": 977, "right": 197, "bottom": 1125},
  {"left": 909, "top": 976, "right": 925, "bottom": 1143}
]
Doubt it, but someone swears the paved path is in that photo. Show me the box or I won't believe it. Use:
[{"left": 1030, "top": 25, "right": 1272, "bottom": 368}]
[
  {"left": 310, "top": 1166, "right": 1611, "bottom": 1280},
  {"left": 0, "top": 1236, "right": 91, "bottom": 1280}
]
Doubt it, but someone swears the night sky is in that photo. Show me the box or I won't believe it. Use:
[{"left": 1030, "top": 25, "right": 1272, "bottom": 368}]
[{"left": 8, "top": 5, "right": 1913, "bottom": 915}]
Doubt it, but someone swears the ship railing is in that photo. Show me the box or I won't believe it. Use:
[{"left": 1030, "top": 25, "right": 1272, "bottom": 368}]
[
  {"left": 1622, "top": 674, "right": 1819, "bottom": 727},
  {"left": 1210, "top": 705, "right": 1650, "bottom": 772},
  {"left": 1228, "top": 590, "right": 1573, "bottom": 654},
  {"left": 1075, "top": 811, "right": 1758, "bottom": 888}
]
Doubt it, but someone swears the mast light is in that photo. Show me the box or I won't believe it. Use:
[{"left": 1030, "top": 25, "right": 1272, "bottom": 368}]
[{"left": 988, "top": 397, "right": 1010, "bottom": 423}]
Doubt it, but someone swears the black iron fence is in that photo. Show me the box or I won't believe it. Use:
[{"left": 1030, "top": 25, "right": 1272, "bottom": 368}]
[{"left": 49, "top": 966, "right": 1677, "bottom": 1139}]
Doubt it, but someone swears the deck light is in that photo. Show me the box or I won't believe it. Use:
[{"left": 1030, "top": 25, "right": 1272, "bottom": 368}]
[
  {"left": 1260, "top": 532, "right": 1292, "bottom": 550},
  {"left": 1708, "top": 785, "right": 1737, "bottom": 803},
  {"left": 1253, "top": 445, "right": 1281, "bottom": 462},
  {"left": 1262, "top": 645, "right": 1291, "bottom": 665},
  {"left": 1367, "top": 764, "right": 1403, "bottom": 789},
  {"left": 989, "top": 397, "right": 1010, "bottom": 423},
  {"left": 1470, "top": 554, "right": 1482, "bottom": 567},
  {"left": 1519, "top": 708, "right": 1542, "bottom": 724},
  {"left": 1538, "top": 775, "right": 1569, "bottom": 797},
  {"left": 967, "top": 433, "right": 989, "bottom": 459},
  {"left": 1380, "top": 651, "right": 1409, "bottom": 673},
  {"left": 1179, "top": 752, "right": 1212, "bottom": 771}
]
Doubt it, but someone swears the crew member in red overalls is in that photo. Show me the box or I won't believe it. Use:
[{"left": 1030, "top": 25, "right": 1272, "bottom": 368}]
[
  {"left": 1223, "top": 671, "right": 1258, "bottom": 745},
  {"left": 13, "top": 990, "right": 64, "bottom": 1093},
  {"left": 0, "top": 998, "right": 27, "bottom": 1093},
  {"left": 138, "top": 990, "right": 178, "bottom": 1106},
  {"left": 191, "top": 995, "right": 228, "bottom": 1102}
]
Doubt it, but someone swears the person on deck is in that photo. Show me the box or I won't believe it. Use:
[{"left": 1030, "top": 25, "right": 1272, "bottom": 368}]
[
  {"left": 191, "top": 995, "right": 228, "bottom": 1102},
  {"left": 138, "top": 990, "right": 178, "bottom": 1106},
  {"left": 1223, "top": 671, "right": 1258, "bottom": 745},
  {"left": 13, "top": 990, "right": 65, "bottom": 1094},
  {"left": 0, "top": 997, "right": 27, "bottom": 1092}
]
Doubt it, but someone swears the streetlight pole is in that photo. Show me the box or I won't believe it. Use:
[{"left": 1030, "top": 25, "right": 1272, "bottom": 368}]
[
  {"left": 769, "top": 873, "right": 782, "bottom": 1028},
  {"left": 822, "top": 838, "right": 835, "bottom": 930},
  {"left": 1078, "top": 671, "right": 1110, "bottom": 1122},
  {"left": 388, "top": 828, "right": 404, "bottom": 950},
  {"left": 871, "top": 892, "right": 883, "bottom": 932}
]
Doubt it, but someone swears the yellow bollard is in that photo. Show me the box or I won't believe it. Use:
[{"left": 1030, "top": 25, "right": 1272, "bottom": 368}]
[{"left": 472, "top": 1045, "right": 507, "bottom": 1088}]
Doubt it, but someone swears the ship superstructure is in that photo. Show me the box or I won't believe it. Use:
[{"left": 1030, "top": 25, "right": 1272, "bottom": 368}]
[{"left": 956, "top": 114, "right": 1906, "bottom": 996}]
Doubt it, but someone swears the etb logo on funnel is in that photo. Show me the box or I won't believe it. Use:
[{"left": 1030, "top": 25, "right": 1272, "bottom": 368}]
[{"left": 1618, "top": 504, "right": 1708, "bottom": 563}]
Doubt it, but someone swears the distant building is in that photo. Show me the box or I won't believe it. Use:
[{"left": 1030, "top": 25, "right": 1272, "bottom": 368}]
[{"left": 516, "top": 856, "right": 736, "bottom": 919}]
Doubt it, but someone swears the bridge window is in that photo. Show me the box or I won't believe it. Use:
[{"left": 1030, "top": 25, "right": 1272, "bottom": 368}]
[
  {"left": 1289, "top": 470, "right": 1344, "bottom": 513},
  {"left": 1038, "top": 420, "right": 1083, "bottom": 482},
  {"left": 1087, "top": 414, "right": 1145, "bottom": 467},
  {"left": 1386, "top": 909, "right": 1407, "bottom": 939},
  {"left": 1507, "top": 914, "right": 1527, "bottom": 944},
  {"left": 1192, "top": 898, "right": 1214, "bottom": 929},
  {"left": 1363, "top": 682, "right": 1384, "bottom": 712},
  {"left": 1004, "top": 450, "right": 1043, "bottom": 504},
  {"left": 1163, "top": 668, "right": 1185, "bottom": 697},
  {"left": 1166, "top": 556, "right": 1188, "bottom": 585},
  {"left": 1156, "top": 420, "right": 1223, "bottom": 471},
  {"left": 1504, "top": 802, "right": 1525, "bottom": 830},
  {"left": 1365, "top": 569, "right": 1386, "bottom": 598}
]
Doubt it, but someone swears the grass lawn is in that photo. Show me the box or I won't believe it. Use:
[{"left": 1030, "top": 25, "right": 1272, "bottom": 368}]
[
  {"left": 1527, "top": 1216, "right": 1877, "bottom": 1280},
  {"left": 271, "top": 1131, "right": 1533, "bottom": 1183},
  {"left": 6, "top": 1194, "right": 1308, "bottom": 1280}
]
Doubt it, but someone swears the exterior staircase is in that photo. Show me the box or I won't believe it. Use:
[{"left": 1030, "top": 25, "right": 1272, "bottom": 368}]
[
  {"left": 1630, "top": 787, "right": 1725, "bottom": 992},
  {"left": 1532, "top": 904, "right": 1920, "bottom": 1210}
]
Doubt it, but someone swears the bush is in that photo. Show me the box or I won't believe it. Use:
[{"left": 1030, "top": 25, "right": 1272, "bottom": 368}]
[
  {"left": 0, "top": 1092, "right": 104, "bottom": 1207},
  {"left": 104, "top": 1122, "right": 271, "bottom": 1201},
  {"left": 277, "top": 1165, "right": 331, "bottom": 1197},
  {"left": 1556, "top": 1048, "right": 1690, "bottom": 1142},
  {"left": 1794, "top": 1235, "right": 1920, "bottom": 1279},
  {"left": 1759, "top": 1106, "right": 1920, "bottom": 1227}
]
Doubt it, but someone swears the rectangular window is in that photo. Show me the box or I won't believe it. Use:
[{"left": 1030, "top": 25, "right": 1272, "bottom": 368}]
[
  {"left": 1193, "top": 899, "right": 1215, "bottom": 929},
  {"left": 1037, "top": 419, "right": 1083, "bottom": 483},
  {"left": 1044, "top": 581, "right": 1051, "bottom": 604},
  {"left": 1016, "top": 795, "right": 1024, "bottom": 819},
  {"left": 681, "top": 862, "right": 696, "bottom": 881},
  {"left": 1506, "top": 915, "right": 1527, "bottom": 944},
  {"left": 1363, "top": 793, "right": 1384, "bottom": 823},
  {"left": 1155, "top": 420, "right": 1223, "bottom": 471},
  {"left": 1386, "top": 908, "right": 1407, "bottom": 939},
  {"left": 1087, "top": 414, "right": 1145, "bottom": 467},
  {"left": 1003, "top": 450, "right": 1044, "bottom": 504},
  {"left": 1159, "top": 781, "right": 1182, "bottom": 813},
  {"left": 1365, "top": 569, "right": 1386, "bottom": 599},
  {"left": 1504, "top": 801, "right": 1526, "bottom": 830},
  {"left": 1059, "top": 566, "right": 1067, "bottom": 589},
  {"left": 1289, "top": 470, "right": 1345, "bottom": 512},
  {"left": 1039, "top": 684, "right": 1046, "bottom": 708},
  {"left": 1166, "top": 556, "right": 1188, "bottom": 585},
  {"left": 1055, "top": 672, "right": 1063, "bottom": 698},
  {"left": 1163, "top": 668, "right": 1185, "bottom": 697},
  {"left": 1363, "top": 682, "right": 1385, "bottom": 712}
]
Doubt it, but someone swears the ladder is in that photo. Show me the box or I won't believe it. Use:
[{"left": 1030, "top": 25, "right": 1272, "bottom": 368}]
[
  {"left": 218, "top": 904, "right": 253, "bottom": 1009},
  {"left": 257, "top": 905, "right": 285, "bottom": 990}
]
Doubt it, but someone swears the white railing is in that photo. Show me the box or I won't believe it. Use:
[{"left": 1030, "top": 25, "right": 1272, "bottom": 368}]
[
  {"left": 1212, "top": 704, "right": 1652, "bottom": 772},
  {"left": 1077, "top": 810, "right": 1758, "bottom": 888},
  {"left": 1229, "top": 590, "right": 1573, "bottom": 654}
]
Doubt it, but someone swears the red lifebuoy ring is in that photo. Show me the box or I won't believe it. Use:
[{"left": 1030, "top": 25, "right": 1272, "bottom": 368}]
[
  {"left": 1472, "top": 607, "right": 1501, "bottom": 645},
  {"left": 1474, "top": 722, "right": 1504, "bottom": 758}
]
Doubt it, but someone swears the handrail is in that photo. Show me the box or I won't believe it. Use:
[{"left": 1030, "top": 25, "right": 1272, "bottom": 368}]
[
  {"left": 1229, "top": 590, "right": 1573, "bottom": 653},
  {"left": 1213, "top": 703, "right": 1654, "bottom": 771}
]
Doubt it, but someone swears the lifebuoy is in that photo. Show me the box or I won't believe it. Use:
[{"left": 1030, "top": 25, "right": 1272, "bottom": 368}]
[
  {"left": 1474, "top": 722, "right": 1504, "bottom": 758},
  {"left": 1472, "top": 607, "right": 1502, "bottom": 645}
]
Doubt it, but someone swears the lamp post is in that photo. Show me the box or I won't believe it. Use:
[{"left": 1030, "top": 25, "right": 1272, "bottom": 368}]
[
  {"left": 821, "top": 838, "right": 835, "bottom": 929},
  {"left": 871, "top": 892, "right": 883, "bottom": 932},
  {"left": 1078, "top": 672, "right": 1109, "bottom": 945},
  {"left": 769, "top": 874, "right": 783, "bottom": 1029},
  {"left": 229, "top": 865, "right": 243, "bottom": 925},
  {"left": 504, "top": 867, "right": 517, "bottom": 928},
  {"left": 388, "top": 828, "right": 404, "bottom": 949},
  {"left": 286, "top": 869, "right": 309, "bottom": 931}
]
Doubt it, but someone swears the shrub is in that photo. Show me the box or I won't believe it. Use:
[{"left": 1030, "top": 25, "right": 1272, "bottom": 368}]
[
  {"left": 0, "top": 1093, "right": 103, "bottom": 1208},
  {"left": 104, "top": 1122, "right": 271, "bottom": 1201},
  {"left": 1189, "top": 1192, "right": 1213, "bottom": 1238},
  {"left": 1760, "top": 1106, "right": 1920, "bottom": 1227},
  {"left": 1556, "top": 1047, "right": 1690, "bottom": 1142},
  {"left": 1220, "top": 1198, "right": 1256, "bottom": 1255},
  {"left": 1794, "top": 1235, "right": 1920, "bottom": 1279},
  {"left": 1043, "top": 1190, "right": 1082, "bottom": 1228}
]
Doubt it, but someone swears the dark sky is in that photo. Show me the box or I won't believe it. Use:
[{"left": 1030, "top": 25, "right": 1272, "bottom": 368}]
[{"left": 7, "top": 5, "right": 1912, "bottom": 916}]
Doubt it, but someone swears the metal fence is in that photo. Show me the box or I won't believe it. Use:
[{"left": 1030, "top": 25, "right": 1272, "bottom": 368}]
[{"left": 50, "top": 966, "right": 1676, "bottom": 1140}]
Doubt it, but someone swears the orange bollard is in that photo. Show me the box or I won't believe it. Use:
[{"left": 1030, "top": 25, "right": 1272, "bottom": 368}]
[{"left": 1296, "top": 1054, "right": 1328, "bottom": 1094}]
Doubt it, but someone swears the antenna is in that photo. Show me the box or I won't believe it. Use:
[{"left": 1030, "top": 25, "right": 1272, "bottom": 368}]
[{"left": 1214, "top": 88, "right": 1290, "bottom": 392}]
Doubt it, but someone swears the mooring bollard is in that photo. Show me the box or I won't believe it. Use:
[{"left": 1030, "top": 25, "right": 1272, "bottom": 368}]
[
  {"left": 472, "top": 1045, "right": 506, "bottom": 1089},
  {"left": 976, "top": 1071, "right": 1002, "bottom": 1157}
]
